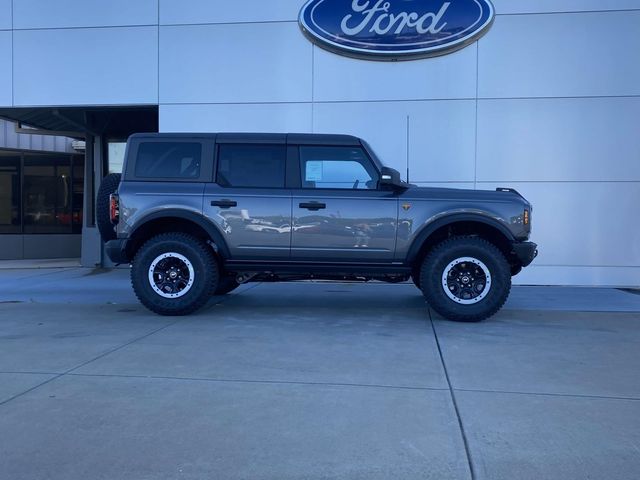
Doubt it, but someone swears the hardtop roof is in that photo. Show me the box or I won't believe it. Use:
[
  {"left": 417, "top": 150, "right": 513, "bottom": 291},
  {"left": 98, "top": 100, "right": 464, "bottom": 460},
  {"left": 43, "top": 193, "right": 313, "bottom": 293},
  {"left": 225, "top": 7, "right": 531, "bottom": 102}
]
[{"left": 128, "top": 132, "right": 362, "bottom": 146}]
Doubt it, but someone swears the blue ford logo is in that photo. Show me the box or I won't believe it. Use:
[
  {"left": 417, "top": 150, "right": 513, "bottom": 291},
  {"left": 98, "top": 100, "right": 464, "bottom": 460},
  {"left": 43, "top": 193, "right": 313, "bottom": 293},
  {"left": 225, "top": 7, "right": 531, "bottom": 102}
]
[{"left": 299, "top": 0, "right": 495, "bottom": 60}]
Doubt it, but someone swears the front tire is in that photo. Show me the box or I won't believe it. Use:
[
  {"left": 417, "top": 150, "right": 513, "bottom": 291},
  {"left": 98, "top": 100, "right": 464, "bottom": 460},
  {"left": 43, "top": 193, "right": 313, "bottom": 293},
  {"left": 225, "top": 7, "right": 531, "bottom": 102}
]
[
  {"left": 420, "top": 236, "right": 511, "bottom": 322},
  {"left": 131, "top": 233, "right": 218, "bottom": 316}
]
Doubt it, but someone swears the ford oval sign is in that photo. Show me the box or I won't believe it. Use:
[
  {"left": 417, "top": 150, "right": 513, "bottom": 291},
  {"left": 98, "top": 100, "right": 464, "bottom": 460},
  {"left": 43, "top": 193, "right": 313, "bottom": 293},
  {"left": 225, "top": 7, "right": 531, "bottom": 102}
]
[{"left": 299, "top": 0, "right": 495, "bottom": 60}]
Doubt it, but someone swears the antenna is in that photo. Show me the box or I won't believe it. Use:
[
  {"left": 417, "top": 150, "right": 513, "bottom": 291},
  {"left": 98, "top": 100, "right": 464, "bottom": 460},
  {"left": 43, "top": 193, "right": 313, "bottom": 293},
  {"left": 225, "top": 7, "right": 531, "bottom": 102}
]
[{"left": 406, "top": 115, "right": 410, "bottom": 183}]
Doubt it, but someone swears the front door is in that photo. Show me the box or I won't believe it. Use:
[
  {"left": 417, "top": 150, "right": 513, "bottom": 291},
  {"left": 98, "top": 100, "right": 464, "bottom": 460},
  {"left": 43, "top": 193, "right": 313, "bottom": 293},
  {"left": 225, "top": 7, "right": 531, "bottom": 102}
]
[
  {"left": 203, "top": 143, "right": 292, "bottom": 261},
  {"left": 291, "top": 145, "right": 398, "bottom": 262}
]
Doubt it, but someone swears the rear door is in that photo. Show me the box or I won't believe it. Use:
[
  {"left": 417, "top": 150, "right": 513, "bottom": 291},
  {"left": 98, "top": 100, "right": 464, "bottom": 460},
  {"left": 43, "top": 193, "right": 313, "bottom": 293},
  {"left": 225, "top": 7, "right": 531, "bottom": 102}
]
[
  {"left": 203, "top": 137, "right": 292, "bottom": 260},
  {"left": 290, "top": 144, "right": 398, "bottom": 262}
]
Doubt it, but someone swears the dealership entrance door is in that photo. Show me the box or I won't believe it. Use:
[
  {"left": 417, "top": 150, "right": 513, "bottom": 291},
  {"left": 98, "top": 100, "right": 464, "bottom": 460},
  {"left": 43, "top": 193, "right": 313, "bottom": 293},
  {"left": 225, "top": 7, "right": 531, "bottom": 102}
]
[{"left": 0, "top": 106, "right": 158, "bottom": 266}]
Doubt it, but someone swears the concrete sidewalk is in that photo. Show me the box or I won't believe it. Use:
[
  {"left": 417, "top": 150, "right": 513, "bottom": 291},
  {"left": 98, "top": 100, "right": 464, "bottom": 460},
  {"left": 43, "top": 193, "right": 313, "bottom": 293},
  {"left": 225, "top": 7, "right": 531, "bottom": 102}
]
[
  {"left": 0, "top": 268, "right": 639, "bottom": 480},
  {"left": 0, "top": 258, "right": 81, "bottom": 269}
]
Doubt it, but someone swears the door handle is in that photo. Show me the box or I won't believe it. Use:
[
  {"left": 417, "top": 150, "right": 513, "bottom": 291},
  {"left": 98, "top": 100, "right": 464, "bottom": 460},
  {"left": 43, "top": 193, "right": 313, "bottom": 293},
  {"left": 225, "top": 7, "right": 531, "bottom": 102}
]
[
  {"left": 299, "top": 202, "right": 327, "bottom": 211},
  {"left": 211, "top": 199, "right": 237, "bottom": 209}
]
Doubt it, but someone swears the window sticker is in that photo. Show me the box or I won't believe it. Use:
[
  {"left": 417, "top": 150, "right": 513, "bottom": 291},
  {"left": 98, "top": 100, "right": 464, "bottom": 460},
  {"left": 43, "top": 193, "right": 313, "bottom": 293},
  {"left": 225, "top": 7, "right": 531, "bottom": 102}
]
[{"left": 305, "top": 161, "right": 324, "bottom": 182}]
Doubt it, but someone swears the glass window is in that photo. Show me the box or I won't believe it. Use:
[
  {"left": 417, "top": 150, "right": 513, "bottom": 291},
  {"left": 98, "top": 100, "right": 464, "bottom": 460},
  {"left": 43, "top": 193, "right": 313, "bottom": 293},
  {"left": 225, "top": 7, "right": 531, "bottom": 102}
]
[
  {"left": 135, "top": 142, "right": 202, "bottom": 179},
  {"left": 299, "top": 146, "right": 378, "bottom": 190},
  {"left": 108, "top": 142, "right": 127, "bottom": 174},
  {"left": 217, "top": 144, "right": 286, "bottom": 188},
  {"left": 0, "top": 155, "right": 21, "bottom": 234},
  {"left": 23, "top": 155, "right": 73, "bottom": 234}
]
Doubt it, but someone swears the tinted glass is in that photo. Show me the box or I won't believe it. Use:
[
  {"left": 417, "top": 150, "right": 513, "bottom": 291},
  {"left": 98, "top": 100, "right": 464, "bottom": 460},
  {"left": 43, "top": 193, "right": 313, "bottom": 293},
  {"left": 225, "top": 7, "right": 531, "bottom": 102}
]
[
  {"left": 135, "top": 142, "right": 202, "bottom": 179},
  {"left": 23, "top": 155, "right": 72, "bottom": 234},
  {"left": 0, "top": 156, "right": 21, "bottom": 234},
  {"left": 217, "top": 144, "right": 286, "bottom": 188},
  {"left": 299, "top": 146, "right": 378, "bottom": 190}
]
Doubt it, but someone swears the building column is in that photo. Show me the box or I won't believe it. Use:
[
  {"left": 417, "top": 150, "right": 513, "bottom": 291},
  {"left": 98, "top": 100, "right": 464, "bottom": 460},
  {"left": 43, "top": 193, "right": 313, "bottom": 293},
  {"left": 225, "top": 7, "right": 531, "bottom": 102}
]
[{"left": 80, "top": 134, "right": 105, "bottom": 267}]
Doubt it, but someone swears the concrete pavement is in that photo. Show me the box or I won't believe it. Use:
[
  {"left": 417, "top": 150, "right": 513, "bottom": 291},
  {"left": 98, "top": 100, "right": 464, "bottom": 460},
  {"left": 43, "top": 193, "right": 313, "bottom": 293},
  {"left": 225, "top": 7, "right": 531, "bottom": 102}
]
[{"left": 0, "top": 267, "right": 639, "bottom": 479}]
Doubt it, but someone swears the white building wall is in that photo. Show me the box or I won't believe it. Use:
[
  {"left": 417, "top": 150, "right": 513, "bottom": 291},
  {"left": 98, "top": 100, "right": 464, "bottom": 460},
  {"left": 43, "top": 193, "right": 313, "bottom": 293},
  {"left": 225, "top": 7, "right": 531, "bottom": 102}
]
[
  {"left": 12, "top": 0, "right": 158, "bottom": 29},
  {"left": 0, "top": 30, "right": 10, "bottom": 106},
  {"left": 2, "top": 1, "right": 639, "bottom": 286}
]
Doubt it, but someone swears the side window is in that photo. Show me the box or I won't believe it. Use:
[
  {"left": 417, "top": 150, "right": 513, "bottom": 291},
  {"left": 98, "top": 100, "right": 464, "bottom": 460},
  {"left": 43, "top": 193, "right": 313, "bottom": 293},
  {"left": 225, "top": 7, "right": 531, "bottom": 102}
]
[
  {"left": 135, "top": 142, "right": 202, "bottom": 179},
  {"left": 299, "top": 146, "right": 378, "bottom": 190},
  {"left": 217, "top": 144, "right": 286, "bottom": 188}
]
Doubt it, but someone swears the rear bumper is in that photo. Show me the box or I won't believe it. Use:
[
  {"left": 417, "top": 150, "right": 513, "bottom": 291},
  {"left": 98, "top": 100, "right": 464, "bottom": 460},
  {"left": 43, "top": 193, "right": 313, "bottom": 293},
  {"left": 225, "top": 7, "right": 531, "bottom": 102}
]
[
  {"left": 512, "top": 241, "right": 538, "bottom": 268},
  {"left": 105, "top": 239, "right": 130, "bottom": 265}
]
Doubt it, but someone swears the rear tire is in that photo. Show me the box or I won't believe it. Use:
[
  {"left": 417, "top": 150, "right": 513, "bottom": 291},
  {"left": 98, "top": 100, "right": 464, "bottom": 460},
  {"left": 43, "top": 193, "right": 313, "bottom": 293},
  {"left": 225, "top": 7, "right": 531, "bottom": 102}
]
[
  {"left": 96, "top": 173, "right": 121, "bottom": 242},
  {"left": 131, "top": 233, "right": 218, "bottom": 316},
  {"left": 420, "top": 236, "right": 511, "bottom": 322}
]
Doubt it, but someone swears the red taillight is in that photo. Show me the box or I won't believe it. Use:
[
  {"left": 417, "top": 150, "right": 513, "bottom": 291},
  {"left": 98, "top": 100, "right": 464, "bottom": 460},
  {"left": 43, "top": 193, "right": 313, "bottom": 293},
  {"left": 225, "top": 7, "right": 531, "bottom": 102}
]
[{"left": 109, "top": 194, "right": 120, "bottom": 224}]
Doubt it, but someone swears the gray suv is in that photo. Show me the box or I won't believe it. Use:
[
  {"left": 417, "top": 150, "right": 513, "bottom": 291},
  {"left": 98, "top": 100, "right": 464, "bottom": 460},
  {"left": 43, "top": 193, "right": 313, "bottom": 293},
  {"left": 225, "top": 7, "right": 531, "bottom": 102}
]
[{"left": 100, "top": 133, "right": 537, "bottom": 322}]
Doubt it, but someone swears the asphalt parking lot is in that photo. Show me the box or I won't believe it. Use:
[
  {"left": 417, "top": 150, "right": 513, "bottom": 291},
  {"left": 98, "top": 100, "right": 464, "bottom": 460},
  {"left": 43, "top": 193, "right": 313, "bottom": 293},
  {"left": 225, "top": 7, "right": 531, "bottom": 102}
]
[{"left": 0, "top": 265, "right": 639, "bottom": 480}]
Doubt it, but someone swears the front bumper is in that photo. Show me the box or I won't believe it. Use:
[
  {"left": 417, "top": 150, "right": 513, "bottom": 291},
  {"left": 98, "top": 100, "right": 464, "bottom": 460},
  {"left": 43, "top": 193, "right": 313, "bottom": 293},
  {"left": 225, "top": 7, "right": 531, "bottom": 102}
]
[
  {"left": 105, "top": 239, "right": 130, "bottom": 265},
  {"left": 512, "top": 241, "right": 538, "bottom": 267}
]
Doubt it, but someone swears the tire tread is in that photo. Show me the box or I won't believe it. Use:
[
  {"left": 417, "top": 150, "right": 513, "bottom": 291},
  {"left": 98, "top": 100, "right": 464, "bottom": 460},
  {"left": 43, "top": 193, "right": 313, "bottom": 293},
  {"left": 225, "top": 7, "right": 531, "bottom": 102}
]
[
  {"left": 421, "top": 236, "right": 511, "bottom": 322},
  {"left": 131, "top": 232, "right": 217, "bottom": 316},
  {"left": 96, "top": 173, "right": 121, "bottom": 242}
]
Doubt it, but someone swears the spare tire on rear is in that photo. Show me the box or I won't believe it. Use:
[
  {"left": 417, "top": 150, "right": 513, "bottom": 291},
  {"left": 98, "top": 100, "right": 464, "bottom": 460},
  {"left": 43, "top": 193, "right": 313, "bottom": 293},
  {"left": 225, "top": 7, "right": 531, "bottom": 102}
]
[{"left": 96, "top": 173, "right": 121, "bottom": 242}]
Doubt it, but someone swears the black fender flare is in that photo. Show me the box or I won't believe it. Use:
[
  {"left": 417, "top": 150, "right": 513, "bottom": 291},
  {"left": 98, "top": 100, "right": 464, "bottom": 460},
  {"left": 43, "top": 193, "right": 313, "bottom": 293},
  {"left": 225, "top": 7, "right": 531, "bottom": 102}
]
[
  {"left": 128, "top": 209, "right": 232, "bottom": 259},
  {"left": 405, "top": 213, "right": 516, "bottom": 264}
]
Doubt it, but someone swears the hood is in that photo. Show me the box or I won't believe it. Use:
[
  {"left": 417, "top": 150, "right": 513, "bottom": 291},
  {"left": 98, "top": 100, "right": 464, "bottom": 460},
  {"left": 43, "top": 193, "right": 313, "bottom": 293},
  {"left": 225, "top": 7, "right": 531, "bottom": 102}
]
[{"left": 402, "top": 185, "right": 530, "bottom": 207}]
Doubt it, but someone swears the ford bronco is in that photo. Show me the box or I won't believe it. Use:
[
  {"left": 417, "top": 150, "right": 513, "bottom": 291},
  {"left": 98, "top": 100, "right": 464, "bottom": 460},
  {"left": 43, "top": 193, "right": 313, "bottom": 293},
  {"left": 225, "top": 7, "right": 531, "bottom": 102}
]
[{"left": 98, "top": 133, "right": 537, "bottom": 321}]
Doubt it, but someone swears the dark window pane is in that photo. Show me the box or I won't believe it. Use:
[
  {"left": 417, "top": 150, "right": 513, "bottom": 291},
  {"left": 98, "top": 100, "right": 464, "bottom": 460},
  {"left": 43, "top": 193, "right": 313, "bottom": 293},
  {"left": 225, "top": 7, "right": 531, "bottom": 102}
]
[
  {"left": 0, "top": 156, "right": 21, "bottom": 234},
  {"left": 135, "top": 142, "right": 202, "bottom": 179},
  {"left": 23, "top": 155, "right": 73, "bottom": 234},
  {"left": 299, "top": 146, "right": 378, "bottom": 190},
  {"left": 217, "top": 144, "right": 286, "bottom": 188}
]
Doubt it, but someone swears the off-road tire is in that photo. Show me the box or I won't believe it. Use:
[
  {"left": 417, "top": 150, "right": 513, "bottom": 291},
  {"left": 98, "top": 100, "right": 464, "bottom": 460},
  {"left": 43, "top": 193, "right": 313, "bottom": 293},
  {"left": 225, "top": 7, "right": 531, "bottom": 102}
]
[
  {"left": 131, "top": 233, "right": 218, "bottom": 316},
  {"left": 96, "top": 173, "right": 121, "bottom": 242},
  {"left": 214, "top": 276, "right": 240, "bottom": 296},
  {"left": 420, "top": 236, "right": 511, "bottom": 322}
]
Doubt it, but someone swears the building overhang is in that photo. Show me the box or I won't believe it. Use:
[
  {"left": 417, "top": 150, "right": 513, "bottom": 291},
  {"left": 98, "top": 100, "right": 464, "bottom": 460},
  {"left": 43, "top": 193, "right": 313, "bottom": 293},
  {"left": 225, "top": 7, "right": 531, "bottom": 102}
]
[{"left": 0, "top": 106, "right": 159, "bottom": 139}]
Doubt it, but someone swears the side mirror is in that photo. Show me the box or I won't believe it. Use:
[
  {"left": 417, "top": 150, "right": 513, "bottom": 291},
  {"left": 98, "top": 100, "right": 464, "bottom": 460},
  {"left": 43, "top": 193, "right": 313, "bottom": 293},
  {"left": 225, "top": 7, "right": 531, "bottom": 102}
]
[{"left": 379, "top": 167, "right": 406, "bottom": 190}]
